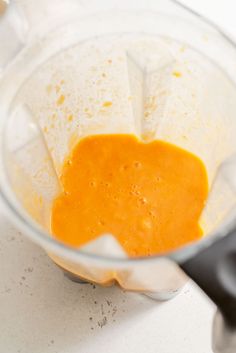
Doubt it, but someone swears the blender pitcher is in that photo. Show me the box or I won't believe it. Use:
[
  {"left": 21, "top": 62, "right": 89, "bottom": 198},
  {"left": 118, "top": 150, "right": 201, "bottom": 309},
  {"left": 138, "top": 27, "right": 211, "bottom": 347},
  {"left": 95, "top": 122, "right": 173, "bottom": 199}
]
[{"left": 1, "top": 0, "right": 236, "bottom": 351}]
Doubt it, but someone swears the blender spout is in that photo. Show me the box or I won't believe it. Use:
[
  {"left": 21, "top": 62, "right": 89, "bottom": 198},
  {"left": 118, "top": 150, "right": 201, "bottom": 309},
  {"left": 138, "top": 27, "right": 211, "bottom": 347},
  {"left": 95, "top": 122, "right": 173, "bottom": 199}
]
[{"left": 0, "top": 1, "right": 28, "bottom": 71}]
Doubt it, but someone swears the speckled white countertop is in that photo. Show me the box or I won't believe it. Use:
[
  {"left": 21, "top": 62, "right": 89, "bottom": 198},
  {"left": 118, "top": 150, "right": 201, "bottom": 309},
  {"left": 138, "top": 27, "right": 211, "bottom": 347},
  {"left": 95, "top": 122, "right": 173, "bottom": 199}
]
[
  {"left": 0, "top": 1, "right": 235, "bottom": 352},
  {"left": 0, "top": 211, "right": 215, "bottom": 353}
]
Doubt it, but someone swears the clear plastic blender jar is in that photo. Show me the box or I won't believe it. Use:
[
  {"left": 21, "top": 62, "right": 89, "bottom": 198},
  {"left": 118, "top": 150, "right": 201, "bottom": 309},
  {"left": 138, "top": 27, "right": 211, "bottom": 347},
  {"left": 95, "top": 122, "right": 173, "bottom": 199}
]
[{"left": 1, "top": 1, "right": 236, "bottom": 351}]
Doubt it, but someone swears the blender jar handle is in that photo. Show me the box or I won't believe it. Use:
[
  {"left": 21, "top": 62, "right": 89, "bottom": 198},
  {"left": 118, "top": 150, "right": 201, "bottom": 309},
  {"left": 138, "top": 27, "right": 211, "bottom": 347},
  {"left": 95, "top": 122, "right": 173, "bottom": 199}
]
[
  {"left": 181, "top": 229, "right": 236, "bottom": 353},
  {"left": 0, "top": 0, "right": 84, "bottom": 70}
]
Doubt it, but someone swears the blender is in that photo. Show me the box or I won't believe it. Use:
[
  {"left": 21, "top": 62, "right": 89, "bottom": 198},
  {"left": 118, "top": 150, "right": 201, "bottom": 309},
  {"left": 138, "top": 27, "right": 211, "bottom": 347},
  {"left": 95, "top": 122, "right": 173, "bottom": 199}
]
[{"left": 1, "top": 1, "right": 236, "bottom": 351}]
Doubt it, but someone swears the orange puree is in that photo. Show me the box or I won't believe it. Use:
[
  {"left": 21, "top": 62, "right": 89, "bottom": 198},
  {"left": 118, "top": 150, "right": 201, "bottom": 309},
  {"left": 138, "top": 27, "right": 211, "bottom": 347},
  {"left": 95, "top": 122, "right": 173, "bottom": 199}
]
[{"left": 51, "top": 134, "right": 208, "bottom": 256}]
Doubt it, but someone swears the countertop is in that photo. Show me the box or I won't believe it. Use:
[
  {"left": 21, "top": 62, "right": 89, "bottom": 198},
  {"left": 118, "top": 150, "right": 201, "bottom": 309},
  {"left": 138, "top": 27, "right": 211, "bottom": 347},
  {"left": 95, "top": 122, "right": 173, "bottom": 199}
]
[
  {"left": 0, "top": 212, "right": 214, "bottom": 353},
  {"left": 0, "top": 1, "right": 235, "bottom": 352}
]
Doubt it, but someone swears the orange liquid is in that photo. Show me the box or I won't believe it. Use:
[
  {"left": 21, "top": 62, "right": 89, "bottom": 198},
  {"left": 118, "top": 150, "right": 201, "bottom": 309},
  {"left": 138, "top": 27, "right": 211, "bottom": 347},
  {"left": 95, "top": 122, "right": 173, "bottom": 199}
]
[{"left": 51, "top": 134, "right": 208, "bottom": 256}]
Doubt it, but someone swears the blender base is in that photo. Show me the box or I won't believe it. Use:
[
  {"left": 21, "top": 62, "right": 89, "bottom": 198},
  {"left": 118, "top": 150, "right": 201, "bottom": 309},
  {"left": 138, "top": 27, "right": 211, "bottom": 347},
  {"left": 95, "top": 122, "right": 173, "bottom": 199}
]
[{"left": 63, "top": 268, "right": 182, "bottom": 301}]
